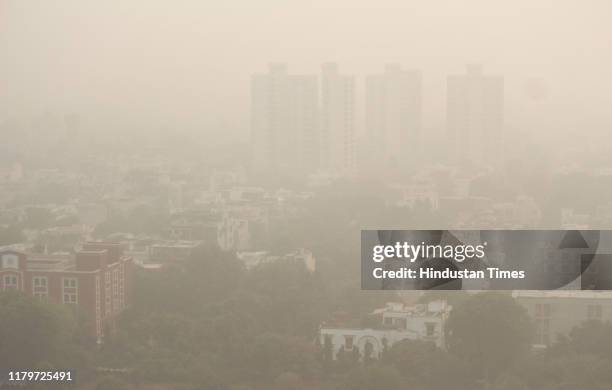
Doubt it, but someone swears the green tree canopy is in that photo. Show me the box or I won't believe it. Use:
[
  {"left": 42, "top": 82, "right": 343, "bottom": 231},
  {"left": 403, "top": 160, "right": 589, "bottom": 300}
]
[
  {"left": 343, "top": 365, "right": 402, "bottom": 390},
  {"left": 0, "top": 291, "right": 70, "bottom": 368},
  {"left": 446, "top": 293, "right": 533, "bottom": 383}
]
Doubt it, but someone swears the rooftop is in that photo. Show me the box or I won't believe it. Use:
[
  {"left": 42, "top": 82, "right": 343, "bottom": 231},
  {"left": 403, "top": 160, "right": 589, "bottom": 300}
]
[{"left": 513, "top": 290, "right": 612, "bottom": 299}]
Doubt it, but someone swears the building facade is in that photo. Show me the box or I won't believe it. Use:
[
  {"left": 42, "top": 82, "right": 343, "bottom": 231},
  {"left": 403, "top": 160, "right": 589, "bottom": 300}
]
[
  {"left": 320, "top": 301, "right": 448, "bottom": 361},
  {"left": 366, "top": 64, "right": 422, "bottom": 173},
  {"left": 320, "top": 63, "right": 355, "bottom": 174},
  {"left": 447, "top": 64, "right": 504, "bottom": 166},
  {"left": 0, "top": 242, "right": 133, "bottom": 343},
  {"left": 251, "top": 63, "right": 319, "bottom": 177},
  {"left": 514, "top": 291, "right": 612, "bottom": 347}
]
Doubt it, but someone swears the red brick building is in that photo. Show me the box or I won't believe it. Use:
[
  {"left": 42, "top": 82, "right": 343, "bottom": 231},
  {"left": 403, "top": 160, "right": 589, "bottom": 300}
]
[{"left": 0, "top": 242, "right": 133, "bottom": 343}]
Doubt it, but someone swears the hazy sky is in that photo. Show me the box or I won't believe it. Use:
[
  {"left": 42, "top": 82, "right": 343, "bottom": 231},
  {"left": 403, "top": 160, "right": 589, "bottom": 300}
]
[{"left": 2, "top": 0, "right": 611, "bottom": 139}]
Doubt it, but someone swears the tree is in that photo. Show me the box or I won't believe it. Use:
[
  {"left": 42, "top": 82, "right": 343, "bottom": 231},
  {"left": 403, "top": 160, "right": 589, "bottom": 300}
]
[
  {"left": 343, "top": 365, "right": 402, "bottom": 390},
  {"left": 519, "top": 320, "right": 612, "bottom": 389},
  {"left": 243, "top": 260, "right": 330, "bottom": 338},
  {"left": 22, "top": 207, "right": 54, "bottom": 229},
  {"left": 247, "top": 333, "right": 320, "bottom": 382},
  {"left": 516, "top": 354, "right": 612, "bottom": 390},
  {"left": 274, "top": 372, "right": 307, "bottom": 390},
  {"left": 95, "top": 376, "right": 129, "bottom": 390},
  {"left": 550, "top": 320, "right": 612, "bottom": 357},
  {"left": 383, "top": 339, "right": 472, "bottom": 390},
  {"left": 446, "top": 293, "right": 533, "bottom": 385},
  {"left": 0, "top": 291, "right": 64, "bottom": 368},
  {"left": 334, "top": 345, "right": 361, "bottom": 373}
]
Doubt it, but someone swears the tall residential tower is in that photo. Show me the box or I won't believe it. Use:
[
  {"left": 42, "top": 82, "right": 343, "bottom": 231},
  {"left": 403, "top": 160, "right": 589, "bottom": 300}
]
[
  {"left": 365, "top": 64, "right": 422, "bottom": 172},
  {"left": 446, "top": 64, "right": 504, "bottom": 165},
  {"left": 320, "top": 63, "right": 355, "bottom": 174},
  {"left": 251, "top": 64, "right": 318, "bottom": 177}
]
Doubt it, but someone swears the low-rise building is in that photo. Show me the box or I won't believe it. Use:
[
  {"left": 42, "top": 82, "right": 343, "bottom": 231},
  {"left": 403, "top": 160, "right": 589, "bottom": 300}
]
[
  {"left": 217, "top": 215, "right": 250, "bottom": 251},
  {"left": 237, "top": 248, "right": 316, "bottom": 272},
  {"left": 319, "top": 300, "right": 449, "bottom": 361},
  {"left": 149, "top": 240, "right": 201, "bottom": 264},
  {"left": 0, "top": 242, "right": 133, "bottom": 344},
  {"left": 513, "top": 290, "right": 612, "bottom": 347}
]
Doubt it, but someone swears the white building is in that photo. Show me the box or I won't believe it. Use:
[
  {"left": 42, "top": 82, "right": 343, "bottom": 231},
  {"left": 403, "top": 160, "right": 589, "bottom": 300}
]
[
  {"left": 217, "top": 215, "right": 250, "bottom": 251},
  {"left": 320, "top": 300, "right": 449, "bottom": 361},
  {"left": 514, "top": 291, "right": 612, "bottom": 347},
  {"left": 237, "top": 248, "right": 316, "bottom": 272},
  {"left": 149, "top": 240, "right": 202, "bottom": 264},
  {"left": 320, "top": 63, "right": 355, "bottom": 175}
]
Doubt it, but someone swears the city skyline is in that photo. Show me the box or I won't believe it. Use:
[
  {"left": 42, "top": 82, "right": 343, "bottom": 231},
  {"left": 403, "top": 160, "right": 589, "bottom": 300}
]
[
  {"left": 250, "top": 62, "right": 506, "bottom": 176},
  {"left": 3, "top": 2, "right": 612, "bottom": 389},
  {"left": 3, "top": 1, "right": 612, "bottom": 140}
]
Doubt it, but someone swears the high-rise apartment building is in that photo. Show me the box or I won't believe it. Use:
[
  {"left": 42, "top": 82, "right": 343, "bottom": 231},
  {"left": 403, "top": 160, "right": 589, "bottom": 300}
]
[
  {"left": 251, "top": 64, "right": 318, "bottom": 177},
  {"left": 320, "top": 63, "right": 355, "bottom": 174},
  {"left": 446, "top": 64, "right": 504, "bottom": 165},
  {"left": 366, "top": 64, "right": 422, "bottom": 171}
]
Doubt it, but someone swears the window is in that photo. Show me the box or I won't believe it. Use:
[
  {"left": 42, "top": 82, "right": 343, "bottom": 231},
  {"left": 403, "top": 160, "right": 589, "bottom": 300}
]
[
  {"left": 112, "top": 269, "right": 119, "bottom": 313},
  {"left": 32, "top": 276, "right": 48, "bottom": 299},
  {"left": 105, "top": 271, "right": 111, "bottom": 315},
  {"left": 535, "top": 319, "right": 550, "bottom": 345},
  {"left": 63, "top": 278, "right": 77, "bottom": 289},
  {"left": 119, "top": 264, "right": 125, "bottom": 309},
  {"left": 425, "top": 322, "right": 437, "bottom": 337},
  {"left": 395, "top": 318, "right": 407, "bottom": 329},
  {"left": 364, "top": 340, "right": 374, "bottom": 359},
  {"left": 3, "top": 275, "right": 18, "bottom": 290},
  {"left": 324, "top": 334, "right": 332, "bottom": 346},
  {"left": 62, "top": 277, "right": 78, "bottom": 304},
  {"left": 344, "top": 335, "right": 354, "bottom": 350},
  {"left": 33, "top": 277, "right": 47, "bottom": 287},
  {"left": 113, "top": 269, "right": 119, "bottom": 295},
  {"left": 535, "top": 303, "right": 552, "bottom": 345},
  {"left": 95, "top": 276, "right": 101, "bottom": 339}
]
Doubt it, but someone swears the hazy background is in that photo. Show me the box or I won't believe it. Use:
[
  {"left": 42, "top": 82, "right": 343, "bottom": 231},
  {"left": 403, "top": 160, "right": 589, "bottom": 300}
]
[
  {"left": 3, "top": 2, "right": 612, "bottom": 389},
  {"left": 2, "top": 0, "right": 612, "bottom": 143}
]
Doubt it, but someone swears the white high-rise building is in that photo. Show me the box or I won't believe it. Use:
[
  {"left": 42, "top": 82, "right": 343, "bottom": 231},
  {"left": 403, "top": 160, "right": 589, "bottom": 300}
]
[
  {"left": 366, "top": 64, "right": 422, "bottom": 172},
  {"left": 446, "top": 64, "right": 504, "bottom": 165},
  {"left": 251, "top": 63, "right": 318, "bottom": 177},
  {"left": 320, "top": 63, "right": 355, "bottom": 174}
]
